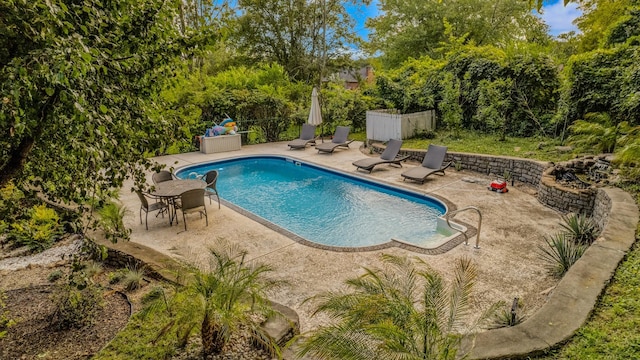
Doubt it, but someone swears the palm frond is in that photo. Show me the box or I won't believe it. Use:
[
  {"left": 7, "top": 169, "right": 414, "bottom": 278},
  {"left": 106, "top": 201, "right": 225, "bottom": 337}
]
[
  {"left": 538, "top": 233, "right": 586, "bottom": 277},
  {"left": 297, "top": 324, "right": 379, "bottom": 360},
  {"left": 302, "top": 254, "right": 476, "bottom": 360}
]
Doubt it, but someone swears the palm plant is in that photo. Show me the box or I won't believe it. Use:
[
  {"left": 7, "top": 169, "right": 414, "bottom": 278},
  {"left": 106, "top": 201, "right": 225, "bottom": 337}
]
[
  {"left": 296, "top": 255, "right": 485, "bottom": 360},
  {"left": 559, "top": 213, "right": 599, "bottom": 245},
  {"left": 97, "top": 201, "right": 130, "bottom": 243},
  {"left": 568, "top": 112, "right": 631, "bottom": 154},
  {"left": 538, "top": 233, "right": 587, "bottom": 277},
  {"left": 155, "top": 243, "right": 285, "bottom": 357},
  {"left": 616, "top": 125, "right": 640, "bottom": 180},
  {"left": 488, "top": 298, "right": 526, "bottom": 329}
]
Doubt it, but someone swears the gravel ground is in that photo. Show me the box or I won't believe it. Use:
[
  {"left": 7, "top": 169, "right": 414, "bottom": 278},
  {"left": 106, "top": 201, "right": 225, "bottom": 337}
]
[{"left": 0, "top": 236, "right": 83, "bottom": 271}]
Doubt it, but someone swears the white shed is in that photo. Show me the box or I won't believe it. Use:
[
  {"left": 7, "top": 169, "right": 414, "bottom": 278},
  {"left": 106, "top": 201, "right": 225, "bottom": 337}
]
[{"left": 366, "top": 109, "right": 436, "bottom": 141}]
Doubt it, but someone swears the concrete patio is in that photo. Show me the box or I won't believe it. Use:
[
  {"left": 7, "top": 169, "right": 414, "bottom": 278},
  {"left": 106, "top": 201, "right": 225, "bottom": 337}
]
[{"left": 117, "top": 140, "right": 566, "bottom": 336}]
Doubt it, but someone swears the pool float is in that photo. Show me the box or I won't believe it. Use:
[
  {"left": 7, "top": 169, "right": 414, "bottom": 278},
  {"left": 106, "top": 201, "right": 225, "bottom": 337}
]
[
  {"left": 220, "top": 118, "right": 238, "bottom": 133},
  {"left": 220, "top": 118, "right": 235, "bottom": 127},
  {"left": 213, "top": 125, "right": 228, "bottom": 135}
]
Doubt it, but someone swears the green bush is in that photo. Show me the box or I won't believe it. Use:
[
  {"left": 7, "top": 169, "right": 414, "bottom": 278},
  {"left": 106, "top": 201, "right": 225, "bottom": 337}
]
[
  {"left": 538, "top": 233, "right": 587, "bottom": 277},
  {"left": 0, "top": 182, "right": 24, "bottom": 223},
  {"left": 84, "top": 261, "right": 104, "bottom": 279},
  {"left": 98, "top": 202, "right": 130, "bottom": 243},
  {"left": 414, "top": 129, "right": 437, "bottom": 140},
  {"left": 488, "top": 298, "right": 526, "bottom": 329},
  {"left": 560, "top": 213, "right": 600, "bottom": 245},
  {"left": 0, "top": 291, "right": 16, "bottom": 339},
  {"left": 50, "top": 284, "right": 104, "bottom": 329},
  {"left": 8, "top": 204, "right": 62, "bottom": 252},
  {"left": 108, "top": 269, "right": 128, "bottom": 285},
  {"left": 141, "top": 286, "right": 165, "bottom": 305},
  {"left": 122, "top": 266, "right": 146, "bottom": 291},
  {"left": 48, "top": 270, "right": 64, "bottom": 283}
]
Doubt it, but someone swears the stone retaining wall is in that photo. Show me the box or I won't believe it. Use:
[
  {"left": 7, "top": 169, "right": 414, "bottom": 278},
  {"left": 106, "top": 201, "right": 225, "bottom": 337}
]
[
  {"left": 371, "top": 143, "right": 597, "bottom": 214},
  {"left": 592, "top": 188, "right": 614, "bottom": 232},
  {"left": 538, "top": 167, "right": 596, "bottom": 215}
]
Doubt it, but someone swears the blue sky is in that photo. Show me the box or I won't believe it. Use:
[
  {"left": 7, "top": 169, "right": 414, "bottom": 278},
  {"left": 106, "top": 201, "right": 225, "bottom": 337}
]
[
  {"left": 534, "top": 0, "right": 582, "bottom": 36},
  {"left": 349, "top": 0, "right": 581, "bottom": 39}
]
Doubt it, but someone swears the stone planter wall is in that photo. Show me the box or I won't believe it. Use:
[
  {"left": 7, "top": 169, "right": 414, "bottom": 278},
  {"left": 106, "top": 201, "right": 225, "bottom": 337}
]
[
  {"left": 538, "top": 167, "right": 596, "bottom": 215},
  {"left": 592, "top": 188, "right": 614, "bottom": 232}
]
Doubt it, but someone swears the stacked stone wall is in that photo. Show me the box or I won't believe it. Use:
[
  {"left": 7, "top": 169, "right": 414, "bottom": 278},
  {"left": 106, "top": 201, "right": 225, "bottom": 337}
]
[
  {"left": 371, "top": 143, "right": 549, "bottom": 187},
  {"left": 102, "top": 247, "right": 166, "bottom": 281},
  {"left": 537, "top": 167, "right": 596, "bottom": 215},
  {"left": 592, "top": 188, "right": 613, "bottom": 232},
  {"left": 370, "top": 143, "right": 599, "bottom": 214}
]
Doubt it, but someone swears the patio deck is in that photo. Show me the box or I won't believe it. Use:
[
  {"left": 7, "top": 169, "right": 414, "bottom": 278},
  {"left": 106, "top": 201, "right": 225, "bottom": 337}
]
[{"left": 119, "top": 140, "right": 564, "bottom": 333}]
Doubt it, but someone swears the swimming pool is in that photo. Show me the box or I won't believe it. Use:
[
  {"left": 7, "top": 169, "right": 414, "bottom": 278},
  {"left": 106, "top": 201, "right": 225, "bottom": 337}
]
[{"left": 176, "top": 156, "right": 460, "bottom": 250}]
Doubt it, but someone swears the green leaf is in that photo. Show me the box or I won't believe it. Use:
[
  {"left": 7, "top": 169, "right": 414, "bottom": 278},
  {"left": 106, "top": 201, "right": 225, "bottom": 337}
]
[
  {"left": 74, "top": 102, "right": 84, "bottom": 112},
  {"left": 45, "top": 88, "right": 55, "bottom": 96},
  {"left": 82, "top": 52, "right": 92, "bottom": 62},
  {"left": 99, "top": 104, "right": 108, "bottom": 114}
]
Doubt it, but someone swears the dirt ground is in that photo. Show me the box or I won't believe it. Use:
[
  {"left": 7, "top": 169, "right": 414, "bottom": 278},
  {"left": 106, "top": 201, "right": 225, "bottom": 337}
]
[
  {"left": 118, "top": 142, "right": 565, "bottom": 333},
  {"left": 0, "top": 255, "right": 131, "bottom": 360}
]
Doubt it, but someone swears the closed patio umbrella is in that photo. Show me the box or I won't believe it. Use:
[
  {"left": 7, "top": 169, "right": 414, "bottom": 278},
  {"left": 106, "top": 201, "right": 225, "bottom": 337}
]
[
  {"left": 308, "top": 87, "right": 323, "bottom": 126},
  {"left": 307, "top": 87, "right": 323, "bottom": 141}
]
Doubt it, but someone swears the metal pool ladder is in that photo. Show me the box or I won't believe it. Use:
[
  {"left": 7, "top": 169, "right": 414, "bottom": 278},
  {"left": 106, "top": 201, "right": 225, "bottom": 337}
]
[{"left": 445, "top": 206, "right": 482, "bottom": 249}]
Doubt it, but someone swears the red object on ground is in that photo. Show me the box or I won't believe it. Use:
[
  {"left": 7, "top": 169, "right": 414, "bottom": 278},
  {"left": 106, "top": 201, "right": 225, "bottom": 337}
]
[{"left": 489, "top": 180, "right": 509, "bottom": 193}]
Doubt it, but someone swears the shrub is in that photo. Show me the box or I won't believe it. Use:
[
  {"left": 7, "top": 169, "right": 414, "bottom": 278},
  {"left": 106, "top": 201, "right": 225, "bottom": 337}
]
[
  {"left": 488, "top": 298, "right": 526, "bottom": 329},
  {"left": 123, "top": 265, "right": 146, "bottom": 291},
  {"left": 50, "top": 284, "right": 104, "bottom": 329},
  {"left": 538, "top": 233, "right": 587, "bottom": 277},
  {"left": 560, "top": 213, "right": 599, "bottom": 245},
  {"left": 297, "top": 255, "right": 482, "bottom": 360},
  {"left": 84, "top": 261, "right": 104, "bottom": 279},
  {"left": 0, "top": 291, "right": 16, "bottom": 339},
  {"left": 108, "top": 269, "right": 128, "bottom": 285},
  {"left": 415, "top": 129, "right": 437, "bottom": 139},
  {"left": 48, "top": 270, "right": 64, "bottom": 283},
  {"left": 8, "top": 204, "right": 62, "bottom": 252},
  {"left": 155, "top": 244, "right": 284, "bottom": 357},
  {"left": 141, "top": 286, "right": 165, "bottom": 305},
  {"left": 98, "top": 202, "right": 130, "bottom": 243},
  {"left": 0, "top": 182, "right": 25, "bottom": 224}
]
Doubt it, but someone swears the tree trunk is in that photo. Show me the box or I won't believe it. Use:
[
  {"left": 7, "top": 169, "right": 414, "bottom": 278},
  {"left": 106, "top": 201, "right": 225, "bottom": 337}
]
[
  {"left": 0, "top": 136, "right": 35, "bottom": 188},
  {"left": 0, "top": 88, "right": 58, "bottom": 188},
  {"left": 201, "top": 313, "right": 225, "bottom": 357}
]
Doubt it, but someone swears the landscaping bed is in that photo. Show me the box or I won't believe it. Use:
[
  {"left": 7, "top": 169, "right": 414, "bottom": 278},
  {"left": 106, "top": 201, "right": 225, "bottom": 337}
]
[{"left": 0, "top": 256, "right": 132, "bottom": 360}]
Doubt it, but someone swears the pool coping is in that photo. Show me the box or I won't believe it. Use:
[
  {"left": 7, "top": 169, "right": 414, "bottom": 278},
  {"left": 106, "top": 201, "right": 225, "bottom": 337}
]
[{"left": 176, "top": 154, "right": 476, "bottom": 255}]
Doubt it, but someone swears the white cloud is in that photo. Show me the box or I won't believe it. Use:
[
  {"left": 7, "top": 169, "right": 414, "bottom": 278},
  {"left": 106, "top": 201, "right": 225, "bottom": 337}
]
[{"left": 535, "top": 1, "right": 582, "bottom": 36}]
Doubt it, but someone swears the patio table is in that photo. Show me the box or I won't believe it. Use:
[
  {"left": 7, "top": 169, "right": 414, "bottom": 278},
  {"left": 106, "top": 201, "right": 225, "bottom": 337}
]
[{"left": 152, "top": 179, "right": 206, "bottom": 225}]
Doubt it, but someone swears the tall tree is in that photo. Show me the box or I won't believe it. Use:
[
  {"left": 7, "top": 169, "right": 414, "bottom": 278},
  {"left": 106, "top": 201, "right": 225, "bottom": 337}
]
[
  {"left": 366, "top": 0, "right": 549, "bottom": 67},
  {"left": 574, "top": 0, "right": 636, "bottom": 51},
  {"left": 0, "top": 0, "right": 204, "bottom": 215},
  {"left": 233, "top": 0, "right": 369, "bottom": 82}
]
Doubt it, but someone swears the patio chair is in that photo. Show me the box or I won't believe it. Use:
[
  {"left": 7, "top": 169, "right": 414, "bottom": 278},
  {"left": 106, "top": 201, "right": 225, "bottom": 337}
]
[
  {"left": 135, "top": 190, "right": 169, "bottom": 230},
  {"left": 204, "top": 170, "right": 220, "bottom": 209},
  {"left": 316, "top": 126, "right": 354, "bottom": 154},
  {"left": 288, "top": 124, "right": 318, "bottom": 149},
  {"left": 176, "top": 188, "right": 208, "bottom": 231},
  {"left": 152, "top": 170, "right": 173, "bottom": 184},
  {"left": 352, "top": 139, "right": 409, "bottom": 173},
  {"left": 401, "top": 144, "right": 452, "bottom": 184}
]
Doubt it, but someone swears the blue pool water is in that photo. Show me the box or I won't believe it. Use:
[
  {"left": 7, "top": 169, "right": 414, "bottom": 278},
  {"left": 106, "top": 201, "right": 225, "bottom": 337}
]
[{"left": 176, "top": 156, "right": 447, "bottom": 248}]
